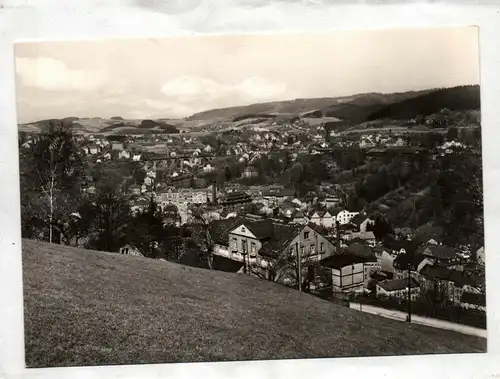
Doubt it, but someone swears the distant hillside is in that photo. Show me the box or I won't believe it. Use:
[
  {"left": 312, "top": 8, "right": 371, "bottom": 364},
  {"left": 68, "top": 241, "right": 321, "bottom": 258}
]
[
  {"left": 23, "top": 239, "right": 485, "bottom": 367},
  {"left": 18, "top": 86, "right": 479, "bottom": 135},
  {"left": 19, "top": 117, "right": 180, "bottom": 135},
  {"left": 323, "top": 90, "right": 435, "bottom": 124},
  {"left": 366, "top": 85, "right": 480, "bottom": 121},
  {"left": 186, "top": 89, "right": 435, "bottom": 124}
]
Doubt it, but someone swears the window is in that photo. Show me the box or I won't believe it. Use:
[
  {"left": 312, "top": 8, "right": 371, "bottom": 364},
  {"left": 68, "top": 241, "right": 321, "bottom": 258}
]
[
  {"left": 301, "top": 246, "right": 305, "bottom": 255},
  {"left": 232, "top": 238, "right": 237, "bottom": 249},
  {"left": 320, "top": 242, "right": 324, "bottom": 252},
  {"left": 242, "top": 240, "right": 247, "bottom": 253},
  {"left": 304, "top": 231, "right": 310, "bottom": 239},
  {"left": 241, "top": 227, "right": 246, "bottom": 233},
  {"left": 310, "top": 245, "right": 315, "bottom": 254},
  {"left": 251, "top": 242, "right": 256, "bottom": 253}
]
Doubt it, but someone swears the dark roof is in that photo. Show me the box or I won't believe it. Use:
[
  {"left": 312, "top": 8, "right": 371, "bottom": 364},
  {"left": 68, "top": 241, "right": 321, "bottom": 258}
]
[
  {"left": 262, "top": 189, "right": 296, "bottom": 197},
  {"left": 312, "top": 210, "right": 326, "bottom": 218},
  {"left": 258, "top": 223, "right": 302, "bottom": 258},
  {"left": 242, "top": 219, "right": 275, "bottom": 240},
  {"left": 293, "top": 210, "right": 305, "bottom": 218},
  {"left": 383, "top": 239, "right": 417, "bottom": 254},
  {"left": 420, "top": 244, "right": 457, "bottom": 261},
  {"left": 349, "top": 238, "right": 369, "bottom": 246},
  {"left": 377, "top": 277, "right": 420, "bottom": 292},
  {"left": 208, "top": 218, "right": 244, "bottom": 245},
  {"left": 339, "top": 223, "right": 355, "bottom": 231},
  {"left": 350, "top": 213, "right": 369, "bottom": 226},
  {"left": 346, "top": 243, "right": 375, "bottom": 259},
  {"left": 460, "top": 292, "right": 486, "bottom": 306},
  {"left": 306, "top": 222, "right": 330, "bottom": 236},
  {"left": 221, "top": 191, "right": 252, "bottom": 203},
  {"left": 419, "top": 265, "right": 483, "bottom": 288},
  {"left": 393, "top": 253, "right": 426, "bottom": 270},
  {"left": 320, "top": 253, "right": 374, "bottom": 269},
  {"left": 279, "top": 201, "right": 297, "bottom": 210},
  {"left": 411, "top": 222, "right": 444, "bottom": 246}
]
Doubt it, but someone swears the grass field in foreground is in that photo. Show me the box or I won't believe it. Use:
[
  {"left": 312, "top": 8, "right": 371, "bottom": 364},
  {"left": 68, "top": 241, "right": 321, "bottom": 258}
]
[{"left": 22, "top": 239, "right": 486, "bottom": 368}]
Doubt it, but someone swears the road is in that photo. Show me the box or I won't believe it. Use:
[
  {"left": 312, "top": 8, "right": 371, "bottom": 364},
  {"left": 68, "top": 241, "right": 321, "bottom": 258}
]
[{"left": 350, "top": 302, "right": 487, "bottom": 338}]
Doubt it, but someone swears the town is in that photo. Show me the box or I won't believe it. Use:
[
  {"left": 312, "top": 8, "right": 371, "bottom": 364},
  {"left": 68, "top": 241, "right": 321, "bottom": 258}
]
[{"left": 19, "top": 85, "right": 485, "bottom": 334}]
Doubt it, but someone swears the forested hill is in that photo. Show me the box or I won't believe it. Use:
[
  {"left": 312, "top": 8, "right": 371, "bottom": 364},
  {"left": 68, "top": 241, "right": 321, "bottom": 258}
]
[{"left": 366, "top": 85, "right": 480, "bottom": 121}]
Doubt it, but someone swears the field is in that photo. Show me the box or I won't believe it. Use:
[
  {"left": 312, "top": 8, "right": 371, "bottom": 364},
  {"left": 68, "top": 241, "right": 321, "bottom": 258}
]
[{"left": 23, "top": 239, "right": 486, "bottom": 368}]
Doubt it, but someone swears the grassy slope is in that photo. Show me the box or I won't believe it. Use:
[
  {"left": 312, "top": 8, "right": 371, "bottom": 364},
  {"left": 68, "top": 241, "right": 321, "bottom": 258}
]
[{"left": 23, "top": 239, "right": 486, "bottom": 368}]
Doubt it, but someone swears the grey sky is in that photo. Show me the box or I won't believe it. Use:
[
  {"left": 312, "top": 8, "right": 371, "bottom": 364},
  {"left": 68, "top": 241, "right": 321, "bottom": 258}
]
[{"left": 15, "top": 27, "right": 479, "bottom": 123}]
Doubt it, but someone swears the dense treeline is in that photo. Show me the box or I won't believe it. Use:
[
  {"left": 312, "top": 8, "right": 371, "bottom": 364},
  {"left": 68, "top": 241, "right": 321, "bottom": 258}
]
[{"left": 366, "top": 85, "right": 480, "bottom": 121}]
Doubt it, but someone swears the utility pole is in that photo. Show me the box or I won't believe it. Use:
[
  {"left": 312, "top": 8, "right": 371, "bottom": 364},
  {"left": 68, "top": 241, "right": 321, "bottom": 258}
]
[
  {"left": 407, "top": 260, "right": 412, "bottom": 322},
  {"left": 296, "top": 241, "right": 302, "bottom": 292}
]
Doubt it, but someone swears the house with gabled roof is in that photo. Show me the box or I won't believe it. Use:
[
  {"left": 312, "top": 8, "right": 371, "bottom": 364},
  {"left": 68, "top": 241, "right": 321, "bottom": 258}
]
[
  {"left": 350, "top": 213, "right": 374, "bottom": 233},
  {"left": 418, "top": 244, "right": 457, "bottom": 264},
  {"left": 209, "top": 217, "right": 324, "bottom": 281},
  {"left": 336, "top": 210, "right": 359, "bottom": 225},
  {"left": 291, "top": 210, "right": 307, "bottom": 225},
  {"left": 320, "top": 247, "right": 378, "bottom": 293},
  {"left": 309, "top": 210, "right": 335, "bottom": 229},
  {"left": 376, "top": 277, "right": 421, "bottom": 301},
  {"left": 119, "top": 244, "right": 144, "bottom": 257}
]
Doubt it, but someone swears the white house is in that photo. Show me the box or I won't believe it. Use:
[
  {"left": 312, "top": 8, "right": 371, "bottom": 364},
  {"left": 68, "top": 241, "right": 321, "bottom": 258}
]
[
  {"left": 376, "top": 277, "right": 421, "bottom": 301},
  {"left": 120, "top": 150, "right": 131, "bottom": 159},
  {"left": 309, "top": 210, "right": 335, "bottom": 229},
  {"left": 323, "top": 196, "right": 341, "bottom": 208},
  {"left": 350, "top": 214, "right": 374, "bottom": 233},
  {"left": 321, "top": 253, "right": 377, "bottom": 293},
  {"left": 119, "top": 244, "right": 144, "bottom": 257},
  {"left": 111, "top": 142, "right": 124, "bottom": 151},
  {"left": 476, "top": 246, "right": 485, "bottom": 265},
  {"left": 336, "top": 210, "right": 359, "bottom": 225}
]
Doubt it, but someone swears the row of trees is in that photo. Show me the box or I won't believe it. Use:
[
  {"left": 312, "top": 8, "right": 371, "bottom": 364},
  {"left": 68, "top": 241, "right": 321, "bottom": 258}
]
[{"left": 19, "top": 121, "right": 214, "bottom": 267}]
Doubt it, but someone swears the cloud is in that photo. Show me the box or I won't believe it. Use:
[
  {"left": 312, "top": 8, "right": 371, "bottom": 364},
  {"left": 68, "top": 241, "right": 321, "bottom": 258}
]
[
  {"left": 15, "top": 57, "right": 108, "bottom": 91},
  {"left": 160, "top": 75, "right": 289, "bottom": 104}
]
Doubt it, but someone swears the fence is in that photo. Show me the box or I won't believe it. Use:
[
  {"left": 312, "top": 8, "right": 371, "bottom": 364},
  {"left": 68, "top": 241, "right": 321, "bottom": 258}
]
[{"left": 354, "top": 294, "right": 486, "bottom": 329}]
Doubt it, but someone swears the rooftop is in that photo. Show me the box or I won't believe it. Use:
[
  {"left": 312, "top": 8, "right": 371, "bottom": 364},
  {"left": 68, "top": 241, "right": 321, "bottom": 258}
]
[
  {"left": 377, "top": 277, "right": 420, "bottom": 292},
  {"left": 320, "top": 253, "right": 375, "bottom": 269}
]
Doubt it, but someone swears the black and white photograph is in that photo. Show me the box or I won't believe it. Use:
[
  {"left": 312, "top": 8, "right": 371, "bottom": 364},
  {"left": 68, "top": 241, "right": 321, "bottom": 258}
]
[{"left": 15, "top": 26, "right": 486, "bottom": 368}]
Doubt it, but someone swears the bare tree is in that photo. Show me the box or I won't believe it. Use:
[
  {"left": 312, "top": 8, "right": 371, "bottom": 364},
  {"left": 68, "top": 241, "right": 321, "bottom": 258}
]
[
  {"left": 23, "top": 121, "right": 82, "bottom": 243},
  {"left": 251, "top": 248, "right": 325, "bottom": 291}
]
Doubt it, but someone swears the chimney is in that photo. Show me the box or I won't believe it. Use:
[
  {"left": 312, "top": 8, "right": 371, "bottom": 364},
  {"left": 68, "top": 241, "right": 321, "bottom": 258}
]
[
  {"left": 336, "top": 220, "right": 341, "bottom": 255},
  {"left": 212, "top": 182, "right": 217, "bottom": 205}
]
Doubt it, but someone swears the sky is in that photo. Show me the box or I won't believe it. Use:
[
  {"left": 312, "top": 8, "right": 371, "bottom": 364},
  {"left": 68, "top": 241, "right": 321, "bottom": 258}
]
[{"left": 14, "top": 27, "right": 480, "bottom": 123}]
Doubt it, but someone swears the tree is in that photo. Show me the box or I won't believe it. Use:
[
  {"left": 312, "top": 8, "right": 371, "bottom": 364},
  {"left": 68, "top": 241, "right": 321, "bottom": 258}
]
[
  {"left": 368, "top": 216, "right": 394, "bottom": 240},
  {"left": 446, "top": 127, "right": 459, "bottom": 141},
  {"left": 22, "top": 120, "right": 83, "bottom": 243},
  {"left": 51, "top": 194, "right": 97, "bottom": 246},
  {"left": 251, "top": 247, "right": 325, "bottom": 292},
  {"left": 187, "top": 206, "right": 218, "bottom": 269},
  {"left": 224, "top": 166, "right": 232, "bottom": 182},
  {"left": 431, "top": 151, "right": 483, "bottom": 245},
  {"left": 127, "top": 198, "right": 165, "bottom": 258},
  {"left": 88, "top": 185, "right": 131, "bottom": 252}
]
